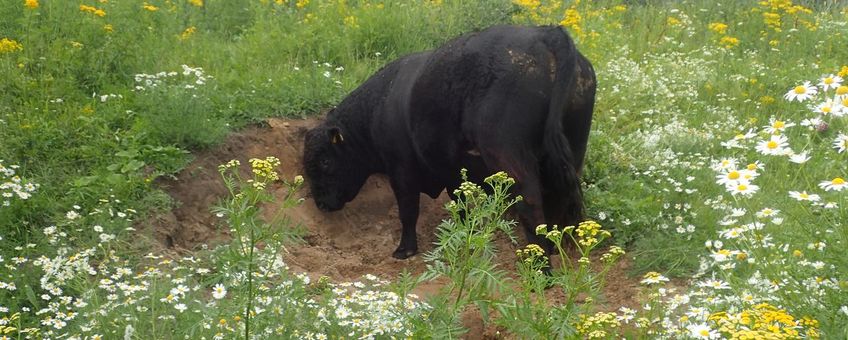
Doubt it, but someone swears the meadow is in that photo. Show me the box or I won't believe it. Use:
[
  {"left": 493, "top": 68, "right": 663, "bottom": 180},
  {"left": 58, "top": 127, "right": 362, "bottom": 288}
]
[{"left": 1, "top": 0, "right": 847, "bottom": 338}]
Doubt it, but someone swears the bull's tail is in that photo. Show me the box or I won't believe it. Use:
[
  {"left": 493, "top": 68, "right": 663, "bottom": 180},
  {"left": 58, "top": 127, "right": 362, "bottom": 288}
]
[{"left": 541, "top": 26, "right": 584, "bottom": 227}]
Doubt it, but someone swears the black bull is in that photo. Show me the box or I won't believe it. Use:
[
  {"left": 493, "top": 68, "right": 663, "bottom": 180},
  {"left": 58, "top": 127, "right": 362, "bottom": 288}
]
[{"left": 303, "top": 25, "right": 596, "bottom": 259}]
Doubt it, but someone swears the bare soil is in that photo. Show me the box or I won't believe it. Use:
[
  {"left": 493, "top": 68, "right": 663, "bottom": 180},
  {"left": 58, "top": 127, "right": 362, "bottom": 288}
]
[{"left": 151, "top": 117, "right": 646, "bottom": 338}]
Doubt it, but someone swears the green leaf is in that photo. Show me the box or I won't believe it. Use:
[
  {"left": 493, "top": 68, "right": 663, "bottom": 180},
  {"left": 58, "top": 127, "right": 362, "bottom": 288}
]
[
  {"left": 121, "top": 159, "right": 145, "bottom": 173},
  {"left": 25, "top": 284, "right": 39, "bottom": 309},
  {"left": 73, "top": 175, "right": 98, "bottom": 187},
  {"left": 115, "top": 150, "right": 139, "bottom": 158}
]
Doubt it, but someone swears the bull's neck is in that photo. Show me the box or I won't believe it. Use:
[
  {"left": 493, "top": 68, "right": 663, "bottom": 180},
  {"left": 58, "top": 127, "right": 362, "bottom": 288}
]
[
  {"left": 329, "top": 107, "right": 384, "bottom": 175},
  {"left": 329, "top": 60, "right": 404, "bottom": 175}
]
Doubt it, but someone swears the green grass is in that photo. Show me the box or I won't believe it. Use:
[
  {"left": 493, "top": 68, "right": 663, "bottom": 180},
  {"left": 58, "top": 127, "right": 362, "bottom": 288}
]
[{"left": 2, "top": 0, "right": 848, "bottom": 338}]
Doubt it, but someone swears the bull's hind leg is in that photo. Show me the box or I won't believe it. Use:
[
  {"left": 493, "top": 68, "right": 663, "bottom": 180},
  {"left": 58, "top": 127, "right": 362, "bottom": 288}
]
[{"left": 479, "top": 152, "right": 554, "bottom": 255}]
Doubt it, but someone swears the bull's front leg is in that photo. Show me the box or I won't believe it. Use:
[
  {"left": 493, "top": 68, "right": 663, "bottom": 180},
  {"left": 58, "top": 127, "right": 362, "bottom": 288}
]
[{"left": 390, "top": 180, "right": 420, "bottom": 259}]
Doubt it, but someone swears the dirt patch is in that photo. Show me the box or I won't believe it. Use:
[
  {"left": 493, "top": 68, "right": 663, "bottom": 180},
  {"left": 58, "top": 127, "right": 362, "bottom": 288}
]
[{"left": 151, "top": 117, "right": 645, "bottom": 337}]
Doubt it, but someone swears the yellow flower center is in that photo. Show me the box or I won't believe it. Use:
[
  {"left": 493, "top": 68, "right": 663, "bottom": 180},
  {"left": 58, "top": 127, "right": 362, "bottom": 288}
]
[
  {"left": 822, "top": 105, "right": 831, "bottom": 113},
  {"left": 842, "top": 98, "right": 848, "bottom": 106},
  {"left": 824, "top": 77, "right": 834, "bottom": 85},
  {"left": 767, "top": 141, "right": 778, "bottom": 149},
  {"left": 833, "top": 177, "right": 845, "bottom": 185},
  {"left": 794, "top": 86, "right": 806, "bottom": 94},
  {"left": 747, "top": 163, "right": 757, "bottom": 170},
  {"left": 700, "top": 330, "right": 710, "bottom": 336},
  {"left": 773, "top": 120, "right": 785, "bottom": 129},
  {"left": 837, "top": 86, "right": 848, "bottom": 95},
  {"left": 728, "top": 171, "right": 740, "bottom": 180},
  {"left": 799, "top": 192, "right": 809, "bottom": 199},
  {"left": 737, "top": 184, "right": 748, "bottom": 191}
]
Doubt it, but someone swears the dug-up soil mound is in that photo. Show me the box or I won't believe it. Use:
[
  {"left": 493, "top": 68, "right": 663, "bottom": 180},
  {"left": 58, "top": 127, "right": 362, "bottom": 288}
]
[
  {"left": 151, "top": 117, "right": 644, "bottom": 335},
  {"left": 152, "top": 117, "right": 453, "bottom": 281}
]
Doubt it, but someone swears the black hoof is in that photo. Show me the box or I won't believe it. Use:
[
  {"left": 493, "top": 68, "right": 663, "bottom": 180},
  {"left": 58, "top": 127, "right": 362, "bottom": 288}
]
[{"left": 392, "top": 246, "right": 418, "bottom": 259}]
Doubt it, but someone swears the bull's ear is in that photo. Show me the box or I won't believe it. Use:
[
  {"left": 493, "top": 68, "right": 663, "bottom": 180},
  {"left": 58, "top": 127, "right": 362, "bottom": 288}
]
[{"left": 328, "top": 127, "right": 344, "bottom": 144}]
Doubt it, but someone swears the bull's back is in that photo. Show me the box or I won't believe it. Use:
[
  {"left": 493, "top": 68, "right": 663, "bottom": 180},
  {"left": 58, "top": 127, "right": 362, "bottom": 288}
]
[{"left": 406, "top": 26, "right": 571, "bottom": 174}]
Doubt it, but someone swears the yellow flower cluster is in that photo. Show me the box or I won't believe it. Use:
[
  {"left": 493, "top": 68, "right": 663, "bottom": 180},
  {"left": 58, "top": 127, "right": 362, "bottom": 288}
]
[
  {"left": 516, "top": 243, "right": 545, "bottom": 259},
  {"left": 513, "top": 0, "right": 540, "bottom": 10},
  {"left": 666, "top": 16, "right": 681, "bottom": 26},
  {"left": 575, "top": 220, "right": 609, "bottom": 248},
  {"left": 511, "top": 0, "right": 561, "bottom": 27},
  {"left": 575, "top": 312, "right": 620, "bottom": 339},
  {"left": 79, "top": 4, "right": 106, "bottom": 17},
  {"left": 560, "top": 7, "right": 582, "bottom": 36},
  {"left": 24, "top": 0, "right": 39, "bottom": 9},
  {"left": 343, "top": 15, "right": 358, "bottom": 28},
  {"left": 249, "top": 157, "right": 281, "bottom": 182},
  {"left": 759, "top": 95, "right": 776, "bottom": 105},
  {"left": 143, "top": 3, "right": 159, "bottom": 11},
  {"left": 708, "top": 22, "right": 728, "bottom": 34},
  {"left": 179, "top": 26, "right": 197, "bottom": 40},
  {"left": 600, "top": 245, "right": 625, "bottom": 263},
  {"left": 453, "top": 180, "right": 483, "bottom": 199},
  {"left": 0, "top": 38, "right": 23, "bottom": 54},
  {"left": 838, "top": 65, "right": 848, "bottom": 78},
  {"left": 719, "top": 36, "right": 740, "bottom": 49},
  {"left": 756, "top": 0, "right": 814, "bottom": 32},
  {"left": 707, "top": 21, "right": 740, "bottom": 49},
  {"left": 0, "top": 312, "right": 20, "bottom": 334},
  {"left": 709, "top": 303, "right": 819, "bottom": 339},
  {"left": 483, "top": 171, "right": 514, "bottom": 186},
  {"left": 188, "top": 0, "right": 203, "bottom": 7},
  {"left": 218, "top": 159, "right": 241, "bottom": 172}
]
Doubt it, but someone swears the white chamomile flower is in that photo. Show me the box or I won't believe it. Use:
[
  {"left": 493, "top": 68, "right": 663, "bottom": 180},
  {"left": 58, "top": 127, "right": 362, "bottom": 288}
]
[
  {"left": 788, "top": 152, "right": 810, "bottom": 164},
  {"left": 789, "top": 191, "right": 821, "bottom": 202},
  {"left": 819, "top": 177, "right": 847, "bottom": 191},
  {"left": 715, "top": 168, "right": 744, "bottom": 186},
  {"left": 688, "top": 323, "right": 720, "bottom": 339},
  {"left": 818, "top": 74, "right": 843, "bottom": 91},
  {"left": 755, "top": 208, "right": 779, "bottom": 219},
  {"left": 66, "top": 211, "right": 80, "bottom": 220},
  {"left": 698, "top": 279, "right": 731, "bottom": 290},
  {"left": 727, "top": 183, "right": 759, "bottom": 197},
  {"left": 712, "top": 157, "right": 738, "bottom": 171},
  {"left": 755, "top": 134, "right": 789, "bottom": 156},
  {"left": 800, "top": 117, "right": 824, "bottom": 129},
  {"left": 837, "top": 96, "right": 848, "bottom": 116},
  {"left": 640, "top": 272, "right": 669, "bottom": 285},
  {"left": 763, "top": 117, "right": 795, "bottom": 134},
  {"left": 784, "top": 81, "right": 818, "bottom": 102},
  {"left": 834, "top": 133, "right": 848, "bottom": 153},
  {"left": 813, "top": 99, "right": 840, "bottom": 116},
  {"left": 212, "top": 284, "right": 227, "bottom": 300}
]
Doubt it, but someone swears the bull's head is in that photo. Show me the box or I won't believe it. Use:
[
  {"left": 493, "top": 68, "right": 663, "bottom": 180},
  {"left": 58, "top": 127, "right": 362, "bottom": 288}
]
[{"left": 303, "top": 124, "right": 371, "bottom": 212}]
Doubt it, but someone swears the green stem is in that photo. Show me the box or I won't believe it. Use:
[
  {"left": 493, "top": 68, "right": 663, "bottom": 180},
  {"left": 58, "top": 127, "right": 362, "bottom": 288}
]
[{"left": 245, "top": 225, "right": 255, "bottom": 340}]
